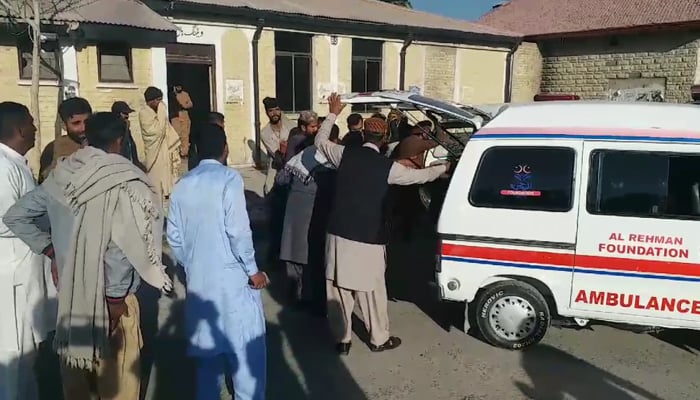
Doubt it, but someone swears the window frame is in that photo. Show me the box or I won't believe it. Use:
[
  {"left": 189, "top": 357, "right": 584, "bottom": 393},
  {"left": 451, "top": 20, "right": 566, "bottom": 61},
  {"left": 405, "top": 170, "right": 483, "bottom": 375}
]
[
  {"left": 468, "top": 145, "right": 577, "bottom": 212},
  {"left": 274, "top": 31, "right": 312, "bottom": 113},
  {"left": 97, "top": 42, "right": 134, "bottom": 83},
  {"left": 351, "top": 39, "right": 383, "bottom": 112},
  {"left": 17, "top": 38, "right": 61, "bottom": 81},
  {"left": 586, "top": 149, "right": 700, "bottom": 221},
  {"left": 274, "top": 50, "right": 312, "bottom": 112}
]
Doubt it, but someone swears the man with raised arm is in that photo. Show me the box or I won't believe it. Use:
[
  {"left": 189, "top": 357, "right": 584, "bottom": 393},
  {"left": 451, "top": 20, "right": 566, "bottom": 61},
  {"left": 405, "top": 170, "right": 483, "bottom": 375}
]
[{"left": 315, "top": 93, "right": 450, "bottom": 355}]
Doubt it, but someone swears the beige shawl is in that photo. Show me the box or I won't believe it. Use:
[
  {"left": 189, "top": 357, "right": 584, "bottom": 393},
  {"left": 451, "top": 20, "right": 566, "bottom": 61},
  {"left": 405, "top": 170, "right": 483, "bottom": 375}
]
[
  {"left": 138, "top": 102, "right": 181, "bottom": 173},
  {"left": 43, "top": 146, "right": 172, "bottom": 370}
]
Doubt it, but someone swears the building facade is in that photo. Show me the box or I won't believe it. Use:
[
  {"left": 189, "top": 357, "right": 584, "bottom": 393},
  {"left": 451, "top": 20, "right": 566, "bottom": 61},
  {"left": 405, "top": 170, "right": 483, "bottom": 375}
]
[
  {"left": 481, "top": 0, "right": 700, "bottom": 104},
  {"left": 147, "top": 0, "right": 520, "bottom": 166},
  {"left": 0, "top": 0, "right": 175, "bottom": 169}
]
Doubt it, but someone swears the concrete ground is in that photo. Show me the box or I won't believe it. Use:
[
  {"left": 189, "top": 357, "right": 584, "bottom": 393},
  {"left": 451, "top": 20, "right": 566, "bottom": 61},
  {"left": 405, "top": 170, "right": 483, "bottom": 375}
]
[
  {"left": 37, "top": 166, "right": 694, "bottom": 400},
  {"left": 237, "top": 167, "right": 700, "bottom": 400}
]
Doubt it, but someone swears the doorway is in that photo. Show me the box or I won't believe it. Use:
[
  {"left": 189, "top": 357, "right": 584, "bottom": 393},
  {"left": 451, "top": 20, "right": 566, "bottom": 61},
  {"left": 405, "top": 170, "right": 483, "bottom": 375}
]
[{"left": 165, "top": 43, "right": 216, "bottom": 126}]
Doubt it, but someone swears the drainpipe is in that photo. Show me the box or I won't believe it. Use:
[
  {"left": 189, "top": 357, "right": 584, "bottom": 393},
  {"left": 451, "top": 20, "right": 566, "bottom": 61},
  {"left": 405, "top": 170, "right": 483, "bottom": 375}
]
[
  {"left": 503, "top": 39, "right": 522, "bottom": 103},
  {"left": 399, "top": 34, "right": 413, "bottom": 91},
  {"left": 252, "top": 19, "right": 265, "bottom": 168}
]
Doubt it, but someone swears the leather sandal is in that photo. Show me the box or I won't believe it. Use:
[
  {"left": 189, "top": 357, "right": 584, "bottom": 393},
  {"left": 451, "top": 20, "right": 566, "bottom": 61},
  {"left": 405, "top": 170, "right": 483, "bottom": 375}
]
[{"left": 370, "top": 336, "right": 402, "bottom": 352}]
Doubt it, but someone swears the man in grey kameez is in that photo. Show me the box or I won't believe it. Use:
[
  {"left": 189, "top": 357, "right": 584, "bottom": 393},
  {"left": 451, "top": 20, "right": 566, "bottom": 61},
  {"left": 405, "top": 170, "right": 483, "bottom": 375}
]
[{"left": 314, "top": 94, "right": 450, "bottom": 354}]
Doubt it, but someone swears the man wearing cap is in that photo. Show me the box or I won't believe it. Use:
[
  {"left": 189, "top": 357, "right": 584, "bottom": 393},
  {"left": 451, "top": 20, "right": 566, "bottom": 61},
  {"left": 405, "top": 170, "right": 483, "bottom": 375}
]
[
  {"left": 315, "top": 94, "right": 450, "bottom": 355},
  {"left": 137, "top": 87, "right": 181, "bottom": 208},
  {"left": 111, "top": 101, "right": 143, "bottom": 169}
]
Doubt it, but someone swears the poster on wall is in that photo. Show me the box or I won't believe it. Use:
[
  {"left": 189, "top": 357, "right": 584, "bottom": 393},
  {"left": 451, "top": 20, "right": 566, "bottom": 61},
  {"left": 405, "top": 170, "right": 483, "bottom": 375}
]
[
  {"left": 62, "top": 79, "right": 79, "bottom": 100},
  {"left": 225, "top": 79, "right": 244, "bottom": 103},
  {"left": 608, "top": 78, "right": 666, "bottom": 102},
  {"left": 318, "top": 83, "right": 347, "bottom": 103}
]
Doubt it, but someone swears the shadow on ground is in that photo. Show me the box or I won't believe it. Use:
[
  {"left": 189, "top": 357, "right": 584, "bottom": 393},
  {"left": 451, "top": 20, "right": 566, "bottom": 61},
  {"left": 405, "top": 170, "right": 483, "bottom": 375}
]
[
  {"left": 515, "top": 344, "right": 664, "bottom": 399},
  {"left": 385, "top": 186, "right": 464, "bottom": 333},
  {"left": 651, "top": 329, "right": 700, "bottom": 355}
]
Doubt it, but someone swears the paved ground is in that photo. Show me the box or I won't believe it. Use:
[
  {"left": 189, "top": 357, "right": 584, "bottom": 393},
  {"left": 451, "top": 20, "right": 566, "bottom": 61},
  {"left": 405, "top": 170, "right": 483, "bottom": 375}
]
[
  {"left": 234, "top": 167, "right": 700, "bottom": 400},
  {"left": 34, "top": 167, "right": 696, "bottom": 400}
]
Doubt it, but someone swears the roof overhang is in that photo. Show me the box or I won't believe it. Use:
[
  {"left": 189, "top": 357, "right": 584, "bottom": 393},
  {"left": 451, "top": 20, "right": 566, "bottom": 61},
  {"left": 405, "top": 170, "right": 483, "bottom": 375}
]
[
  {"left": 526, "top": 20, "right": 700, "bottom": 40},
  {"left": 150, "top": 0, "right": 520, "bottom": 48}
]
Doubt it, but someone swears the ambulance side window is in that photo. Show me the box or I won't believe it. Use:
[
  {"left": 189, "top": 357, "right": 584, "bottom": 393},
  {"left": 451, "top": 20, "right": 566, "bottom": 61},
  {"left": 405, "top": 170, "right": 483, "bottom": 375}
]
[
  {"left": 468, "top": 146, "right": 576, "bottom": 212},
  {"left": 587, "top": 150, "right": 700, "bottom": 219}
]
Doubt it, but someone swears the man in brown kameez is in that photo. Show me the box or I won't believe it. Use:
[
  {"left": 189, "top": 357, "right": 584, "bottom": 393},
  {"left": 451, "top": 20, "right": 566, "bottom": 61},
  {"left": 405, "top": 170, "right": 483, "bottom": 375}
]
[
  {"left": 170, "top": 85, "right": 193, "bottom": 158},
  {"left": 315, "top": 94, "right": 450, "bottom": 355}
]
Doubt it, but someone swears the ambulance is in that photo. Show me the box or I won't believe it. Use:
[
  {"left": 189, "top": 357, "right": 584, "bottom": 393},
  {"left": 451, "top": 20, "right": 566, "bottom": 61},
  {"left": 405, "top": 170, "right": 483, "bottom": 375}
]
[{"left": 437, "top": 101, "right": 700, "bottom": 349}]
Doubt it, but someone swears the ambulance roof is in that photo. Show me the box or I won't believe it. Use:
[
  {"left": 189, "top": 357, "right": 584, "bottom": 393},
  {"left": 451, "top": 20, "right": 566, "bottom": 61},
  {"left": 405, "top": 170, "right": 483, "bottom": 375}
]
[{"left": 476, "top": 101, "right": 700, "bottom": 141}]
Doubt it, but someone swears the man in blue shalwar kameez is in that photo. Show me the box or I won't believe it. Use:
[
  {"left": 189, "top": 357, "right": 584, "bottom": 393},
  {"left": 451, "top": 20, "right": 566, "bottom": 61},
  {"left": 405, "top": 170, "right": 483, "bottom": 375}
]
[{"left": 166, "top": 123, "right": 268, "bottom": 400}]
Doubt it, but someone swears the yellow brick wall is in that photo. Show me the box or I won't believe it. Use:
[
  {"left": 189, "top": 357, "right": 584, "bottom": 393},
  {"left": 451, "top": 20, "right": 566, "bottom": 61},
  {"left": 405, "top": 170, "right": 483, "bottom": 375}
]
[
  {"left": 312, "top": 35, "right": 331, "bottom": 114},
  {"left": 221, "top": 29, "right": 252, "bottom": 165},
  {"left": 76, "top": 45, "right": 153, "bottom": 160},
  {"left": 457, "top": 47, "right": 508, "bottom": 104},
  {"left": 0, "top": 45, "right": 60, "bottom": 171},
  {"left": 219, "top": 28, "right": 276, "bottom": 165},
  {"left": 404, "top": 45, "right": 425, "bottom": 91},
  {"left": 382, "top": 42, "right": 400, "bottom": 90},
  {"left": 512, "top": 42, "right": 542, "bottom": 103},
  {"left": 336, "top": 36, "right": 353, "bottom": 128}
]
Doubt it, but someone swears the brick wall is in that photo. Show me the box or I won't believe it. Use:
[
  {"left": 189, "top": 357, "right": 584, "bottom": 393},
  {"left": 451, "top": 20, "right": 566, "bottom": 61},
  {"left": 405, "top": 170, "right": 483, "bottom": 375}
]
[
  {"left": 423, "top": 46, "right": 456, "bottom": 100},
  {"left": 512, "top": 42, "right": 542, "bottom": 102},
  {"left": 0, "top": 44, "right": 60, "bottom": 162},
  {"left": 77, "top": 45, "right": 153, "bottom": 161},
  {"left": 539, "top": 31, "right": 700, "bottom": 102}
]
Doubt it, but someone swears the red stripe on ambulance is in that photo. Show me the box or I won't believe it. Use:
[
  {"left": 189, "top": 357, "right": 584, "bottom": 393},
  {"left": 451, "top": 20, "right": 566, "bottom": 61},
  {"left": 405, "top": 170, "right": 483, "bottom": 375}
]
[{"left": 441, "top": 243, "right": 700, "bottom": 278}]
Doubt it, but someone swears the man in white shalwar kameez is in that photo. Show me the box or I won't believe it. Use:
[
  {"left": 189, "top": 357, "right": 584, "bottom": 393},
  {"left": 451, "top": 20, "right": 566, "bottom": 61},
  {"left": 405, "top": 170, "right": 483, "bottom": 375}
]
[
  {"left": 314, "top": 94, "right": 450, "bottom": 355},
  {"left": 0, "top": 102, "right": 56, "bottom": 400}
]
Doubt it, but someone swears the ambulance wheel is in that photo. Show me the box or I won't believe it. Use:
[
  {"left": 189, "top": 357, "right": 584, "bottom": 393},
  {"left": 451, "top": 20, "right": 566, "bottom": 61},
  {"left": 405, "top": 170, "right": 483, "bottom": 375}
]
[{"left": 474, "top": 280, "right": 550, "bottom": 350}]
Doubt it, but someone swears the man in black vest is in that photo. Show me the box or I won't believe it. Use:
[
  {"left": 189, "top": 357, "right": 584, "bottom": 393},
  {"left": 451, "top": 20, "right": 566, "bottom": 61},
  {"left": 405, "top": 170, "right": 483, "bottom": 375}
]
[{"left": 315, "top": 94, "right": 450, "bottom": 355}]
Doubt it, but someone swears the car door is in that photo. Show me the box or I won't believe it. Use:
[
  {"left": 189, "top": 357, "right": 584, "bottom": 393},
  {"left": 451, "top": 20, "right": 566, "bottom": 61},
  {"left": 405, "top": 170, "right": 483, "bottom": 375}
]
[{"left": 571, "top": 140, "right": 700, "bottom": 326}]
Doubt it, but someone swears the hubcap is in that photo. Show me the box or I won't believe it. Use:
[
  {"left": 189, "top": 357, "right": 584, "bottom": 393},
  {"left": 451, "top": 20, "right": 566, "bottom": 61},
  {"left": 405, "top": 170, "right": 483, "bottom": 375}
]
[{"left": 488, "top": 296, "right": 537, "bottom": 341}]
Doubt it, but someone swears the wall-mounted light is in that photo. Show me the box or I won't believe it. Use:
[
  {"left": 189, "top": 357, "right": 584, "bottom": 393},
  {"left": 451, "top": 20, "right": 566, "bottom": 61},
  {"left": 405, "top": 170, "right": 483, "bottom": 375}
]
[{"left": 330, "top": 35, "right": 338, "bottom": 45}]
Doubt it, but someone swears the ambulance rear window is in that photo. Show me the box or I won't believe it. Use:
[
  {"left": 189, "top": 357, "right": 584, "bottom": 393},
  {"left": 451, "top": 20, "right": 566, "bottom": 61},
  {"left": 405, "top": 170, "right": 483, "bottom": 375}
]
[{"left": 469, "top": 146, "right": 576, "bottom": 212}]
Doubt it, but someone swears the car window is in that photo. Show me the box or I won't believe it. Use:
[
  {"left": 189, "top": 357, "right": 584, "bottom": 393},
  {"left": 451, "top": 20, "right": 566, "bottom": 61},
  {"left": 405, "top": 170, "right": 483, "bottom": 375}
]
[
  {"left": 469, "top": 147, "right": 576, "bottom": 212},
  {"left": 587, "top": 150, "right": 700, "bottom": 220}
]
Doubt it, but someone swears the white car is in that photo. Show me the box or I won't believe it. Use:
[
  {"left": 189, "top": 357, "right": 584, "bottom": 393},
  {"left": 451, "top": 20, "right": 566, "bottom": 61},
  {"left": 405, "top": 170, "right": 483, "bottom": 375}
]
[{"left": 341, "top": 91, "right": 504, "bottom": 210}]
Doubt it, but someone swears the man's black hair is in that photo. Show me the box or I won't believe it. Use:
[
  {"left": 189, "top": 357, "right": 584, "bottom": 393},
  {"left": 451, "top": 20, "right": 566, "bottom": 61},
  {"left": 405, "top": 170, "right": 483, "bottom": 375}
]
[
  {"left": 346, "top": 113, "right": 362, "bottom": 128},
  {"left": 198, "top": 123, "right": 227, "bottom": 160},
  {"left": 208, "top": 112, "right": 225, "bottom": 125},
  {"left": 85, "top": 112, "right": 126, "bottom": 151},
  {"left": 364, "top": 131, "right": 384, "bottom": 145},
  {"left": 330, "top": 124, "right": 340, "bottom": 142},
  {"left": 417, "top": 120, "right": 433, "bottom": 129},
  {"left": 58, "top": 97, "right": 92, "bottom": 123},
  {"left": 0, "top": 102, "right": 30, "bottom": 140},
  {"left": 341, "top": 131, "right": 363, "bottom": 147}
]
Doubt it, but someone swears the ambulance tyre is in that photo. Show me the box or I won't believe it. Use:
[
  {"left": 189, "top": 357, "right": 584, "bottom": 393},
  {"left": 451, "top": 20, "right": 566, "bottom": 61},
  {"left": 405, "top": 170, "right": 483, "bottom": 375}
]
[{"left": 474, "top": 280, "right": 550, "bottom": 350}]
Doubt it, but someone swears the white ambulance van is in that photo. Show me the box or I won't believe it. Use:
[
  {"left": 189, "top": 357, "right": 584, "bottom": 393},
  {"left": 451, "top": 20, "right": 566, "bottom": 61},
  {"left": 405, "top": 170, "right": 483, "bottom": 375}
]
[{"left": 437, "top": 101, "right": 700, "bottom": 349}]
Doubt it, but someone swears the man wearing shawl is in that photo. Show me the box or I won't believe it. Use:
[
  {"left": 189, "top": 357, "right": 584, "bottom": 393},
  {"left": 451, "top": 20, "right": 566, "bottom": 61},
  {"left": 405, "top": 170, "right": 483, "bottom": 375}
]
[
  {"left": 4, "top": 112, "right": 173, "bottom": 400},
  {"left": 315, "top": 94, "right": 450, "bottom": 355},
  {"left": 137, "top": 86, "right": 181, "bottom": 208},
  {"left": 280, "top": 124, "right": 340, "bottom": 314}
]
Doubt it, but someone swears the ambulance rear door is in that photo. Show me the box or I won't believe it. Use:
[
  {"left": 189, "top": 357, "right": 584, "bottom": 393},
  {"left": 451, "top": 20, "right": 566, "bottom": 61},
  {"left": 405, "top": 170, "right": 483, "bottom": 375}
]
[{"left": 571, "top": 140, "right": 700, "bottom": 327}]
